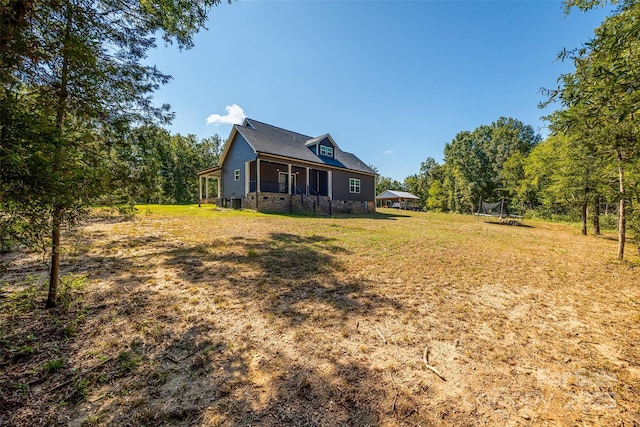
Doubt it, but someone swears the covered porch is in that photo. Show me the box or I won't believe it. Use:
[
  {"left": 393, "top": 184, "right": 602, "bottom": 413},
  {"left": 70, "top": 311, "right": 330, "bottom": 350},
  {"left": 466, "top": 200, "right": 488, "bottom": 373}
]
[
  {"left": 197, "top": 166, "right": 221, "bottom": 203},
  {"left": 247, "top": 158, "right": 332, "bottom": 198}
]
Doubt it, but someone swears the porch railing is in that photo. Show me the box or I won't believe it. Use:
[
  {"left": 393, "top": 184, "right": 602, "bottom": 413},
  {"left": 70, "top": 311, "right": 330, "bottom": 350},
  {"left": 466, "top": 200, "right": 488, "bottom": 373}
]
[
  {"left": 309, "top": 187, "right": 329, "bottom": 197},
  {"left": 248, "top": 181, "right": 329, "bottom": 197},
  {"left": 249, "top": 180, "right": 284, "bottom": 193}
]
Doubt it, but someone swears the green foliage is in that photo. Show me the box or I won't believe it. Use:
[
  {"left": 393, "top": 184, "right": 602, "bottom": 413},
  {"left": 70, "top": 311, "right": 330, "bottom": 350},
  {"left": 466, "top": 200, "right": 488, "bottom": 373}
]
[
  {"left": 426, "top": 179, "right": 447, "bottom": 211},
  {"left": 6, "top": 275, "right": 46, "bottom": 314},
  {"left": 522, "top": 133, "right": 617, "bottom": 219},
  {"left": 115, "top": 126, "right": 223, "bottom": 204},
  {"left": 370, "top": 162, "right": 406, "bottom": 196},
  {"left": 403, "top": 157, "right": 443, "bottom": 209},
  {"left": 74, "top": 378, "right": 91, "bottom": 400},
  {"left": 500, "top": 151, "right": 528, "bottom": 211},
  {"left": 545, "top": 0, "right": 640, "bottom": 257},
  {"left": 42, "top": 358, "right": 65, "bottom": 373},
  {"left": 159, "top": 133, "right": 223, "bottom": 204},
  {"left": 13, "top": 382, "right": 30, "bottom": 396},
  {"left": 118, "top": 351, "right": 142, "bottom": 373},
  {"left": 55, "top": 273, "right": 88, "bottom": 316},
  {"left": 0, "top": 0, "right": 227, "bottom": 305},
  {"left": 375, "top": 175, "right": 405, "bottom": 196},
  {"left": 441, "top": 118, "right": 540, "bottom": 213}
]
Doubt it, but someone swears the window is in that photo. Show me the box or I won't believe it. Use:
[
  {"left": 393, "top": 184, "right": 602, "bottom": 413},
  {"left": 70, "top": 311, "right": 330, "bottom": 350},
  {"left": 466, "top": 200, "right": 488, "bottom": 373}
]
[
  {"left": 234, "top": 169, "right": 240, "bottom": 181},
  {"left": 319, "top": 145, "right": 333, "bottom": 157},
  {"left": 349, "top": 178, "right": 361, "bottom": 194}
]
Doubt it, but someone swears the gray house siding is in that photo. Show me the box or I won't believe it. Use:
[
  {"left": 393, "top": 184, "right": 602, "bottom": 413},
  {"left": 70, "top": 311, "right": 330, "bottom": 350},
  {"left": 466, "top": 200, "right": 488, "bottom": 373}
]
[
  {"left": 222, "top": 133, "right": 254, "bottom": 198},
  {"left": 331, "top": 170, "right": 375, "bottom": 202},
  {"left": 202, "top": 119, "right": 376, "bottom": 213}
]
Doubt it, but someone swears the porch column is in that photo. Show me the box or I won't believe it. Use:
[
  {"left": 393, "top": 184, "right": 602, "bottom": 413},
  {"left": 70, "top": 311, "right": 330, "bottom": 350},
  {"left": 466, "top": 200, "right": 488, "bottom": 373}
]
[
  {"left": 305, "top": 167, "right": 310, "bottom": 195},
  {"left": 288, "top": 163, "right": 292, "bottom": 194},
  {"left": 199, "top": 176, "right": 203, "bottom": 201},
  {"left": 328, "top": 170, "right": 333, "bottom": 199},
  {"left": 217, "top": 177, "right": 221, "bottom": 199},
  {"left": 256, "top": 158, "right": 261, "bottom": 193},
  {"left": 205, "top": 176, "right": 210, "bottom": 200},
  {"left": 245, "top": 161, "right": 250, "bottom": 196}
]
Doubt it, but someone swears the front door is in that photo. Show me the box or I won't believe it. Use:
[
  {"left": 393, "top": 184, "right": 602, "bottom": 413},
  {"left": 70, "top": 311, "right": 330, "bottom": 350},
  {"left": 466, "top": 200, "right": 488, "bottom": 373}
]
[
  {"left": 290, "top": 173, "right": 296, "bottom": 194},
  {"left": 279, "top": 172, "right": 288, "bottom": 193}
]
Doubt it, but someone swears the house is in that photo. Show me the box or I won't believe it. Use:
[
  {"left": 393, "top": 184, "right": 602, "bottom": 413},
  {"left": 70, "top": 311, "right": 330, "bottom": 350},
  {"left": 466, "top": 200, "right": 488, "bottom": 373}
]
[{"left": 197, "top": 118, "right": 376, "bottom": 214}]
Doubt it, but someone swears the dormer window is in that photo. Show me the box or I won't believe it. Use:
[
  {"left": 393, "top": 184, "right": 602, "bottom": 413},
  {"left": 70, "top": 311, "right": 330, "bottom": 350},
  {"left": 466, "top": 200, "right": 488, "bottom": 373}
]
[
  {"left": 320, "top": 145, "right": 333, "bottom": 157},
  {"left": 306, "top": 135, "right": 337, "bottom": 158}
]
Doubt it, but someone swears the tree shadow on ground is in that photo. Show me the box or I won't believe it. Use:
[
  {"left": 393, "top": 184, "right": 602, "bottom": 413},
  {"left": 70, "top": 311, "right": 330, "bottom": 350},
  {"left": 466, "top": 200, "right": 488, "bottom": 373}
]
[
  {"left": 482, "top": 220, "right": 534, "bottom": 228},
  {"left": 61, "top": 316, "right": 428, "bottom": 426},
  {"left": 263, "top": 211, "right": 411, "bottom": 220},
  {"left": 163, "top": 232, "right": 403, "bottom": 326},
  {"left": 1, "top": 223, "right": 421, "bottom": 425}
]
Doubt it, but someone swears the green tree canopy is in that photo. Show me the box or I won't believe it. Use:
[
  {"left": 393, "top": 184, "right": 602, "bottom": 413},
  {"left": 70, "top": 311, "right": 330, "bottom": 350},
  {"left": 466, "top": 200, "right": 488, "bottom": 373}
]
[
  {"left": 403, "top": 157, "right": 442, "bottom": 209},
  {"left": 0, "top": 0, "right": 227, "bottom": 306},
  {"left": 442, "top": 117, "right": 540, "bottom": 213},
  {"left": 545, "top": 0, "right": 640, "bottom": 258}
]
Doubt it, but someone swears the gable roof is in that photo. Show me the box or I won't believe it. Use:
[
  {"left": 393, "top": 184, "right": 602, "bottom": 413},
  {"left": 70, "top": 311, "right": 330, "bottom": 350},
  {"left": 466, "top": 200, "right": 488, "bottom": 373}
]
[
  {"left": 221, "top": 118, "right": 376, "bottom": 175},
  {"left": 305, "top": 134, "right": 334, "bottom": 147},
  {"left": 376, "top": 190, "right": 420, "bottom": 200}
]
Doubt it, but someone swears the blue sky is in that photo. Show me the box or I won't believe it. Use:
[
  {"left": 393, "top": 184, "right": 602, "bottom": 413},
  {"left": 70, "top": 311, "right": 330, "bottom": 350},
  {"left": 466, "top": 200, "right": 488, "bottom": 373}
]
[{"left": 146, "top": 1, "right": 611, "bottom": 182}]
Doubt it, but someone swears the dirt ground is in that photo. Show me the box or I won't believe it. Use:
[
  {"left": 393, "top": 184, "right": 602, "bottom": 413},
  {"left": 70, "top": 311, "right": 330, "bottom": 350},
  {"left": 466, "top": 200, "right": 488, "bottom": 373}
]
[{"left": 1, "top": 206, "right": 639, "bottom": 426}]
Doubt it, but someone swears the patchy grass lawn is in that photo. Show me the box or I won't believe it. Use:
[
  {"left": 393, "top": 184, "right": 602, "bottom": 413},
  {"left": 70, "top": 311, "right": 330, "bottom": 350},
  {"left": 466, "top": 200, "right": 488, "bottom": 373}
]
[{"left": 1, "top": 205, "right": 639, "bottom": 426}]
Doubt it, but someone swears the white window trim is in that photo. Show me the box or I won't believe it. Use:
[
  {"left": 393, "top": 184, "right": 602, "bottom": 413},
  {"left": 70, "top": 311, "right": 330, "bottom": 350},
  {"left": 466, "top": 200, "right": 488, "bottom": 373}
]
[
  {"left": 234, "top": 169, "right": 240, "bottom": 181},
  {"left": 349, "top": 178, "right": 361, "bottom": 194},
  {"left": 319, "top": 145, "right": 334, "bottom": 157}
]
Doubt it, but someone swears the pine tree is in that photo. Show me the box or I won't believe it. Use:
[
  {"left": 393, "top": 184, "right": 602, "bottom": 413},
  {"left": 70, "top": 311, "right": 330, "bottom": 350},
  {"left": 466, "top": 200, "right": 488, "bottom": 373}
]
[{"left": 1, "top": 0, "right": 226, "bottom": 306}]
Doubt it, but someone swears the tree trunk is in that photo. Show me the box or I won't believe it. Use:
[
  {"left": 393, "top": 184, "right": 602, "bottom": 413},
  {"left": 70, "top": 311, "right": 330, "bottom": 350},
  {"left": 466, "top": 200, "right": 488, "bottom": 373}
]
[
  {"left": 617, "top": 150, "right": 625, "bottom": 260},
  {"left": 46, "top": 206, "right": 62, "bottom": 308},
  {"left": 593, "top": 198, "right": 601, "bottom": 235},
  {"left": 618, "top": 197, "right": 625, "bottom": 260},
  {"left": 581, "top": 201, "right": 588, "bottom": 236},
  {"left": 46, "top": 1, "right": 72, "bottom": 307}
]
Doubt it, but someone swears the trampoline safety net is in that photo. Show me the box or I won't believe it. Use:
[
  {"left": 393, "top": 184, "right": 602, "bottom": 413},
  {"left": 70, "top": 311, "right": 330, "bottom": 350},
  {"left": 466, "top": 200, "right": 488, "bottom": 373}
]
[
  {"left": 476, "top": 198, "right": 523, "bottom": 224},
  {"left": 477, "top": 199, "right": 507, "bottom": 217}
]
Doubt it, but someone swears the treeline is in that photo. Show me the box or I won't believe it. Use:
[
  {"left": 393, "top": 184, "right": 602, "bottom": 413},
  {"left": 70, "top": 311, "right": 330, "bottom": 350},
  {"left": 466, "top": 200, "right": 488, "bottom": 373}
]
[
  {"left": 378, "top": 1, "right": 640, "bottom": 259},
  {"left": 378, "top": 117, "right": 541, "bottom": 215},
  {"left": 380, "top": 114, "right": 639, "bottom": 254},
  {"left": 116, "top": 127, "right": 223, "bottom": 205},
  {"left": 1, "top": 0, "right": 226, "bottom": 305},
  {"left": 1, "top": 121, "right": 222, "bottom": 244},
  {"left": 383, "top": 115, "right": 626, "bottom": 224}
]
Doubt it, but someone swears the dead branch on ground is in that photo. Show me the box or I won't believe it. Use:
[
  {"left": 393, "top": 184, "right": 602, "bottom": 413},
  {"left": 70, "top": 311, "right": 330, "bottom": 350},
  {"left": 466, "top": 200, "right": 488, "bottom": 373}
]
[
  {"left": 373, "top": 326, "right": 387, "bottom": 344},
  {"left": 389, "top": 371, "right": 397, "bottom": 416},
  {"left": 422, "top": 345, "right": 446, "bottom": 381}
]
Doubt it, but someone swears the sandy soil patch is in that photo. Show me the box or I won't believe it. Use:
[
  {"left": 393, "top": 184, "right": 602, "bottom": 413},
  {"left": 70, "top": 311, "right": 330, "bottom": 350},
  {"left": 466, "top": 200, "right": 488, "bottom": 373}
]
[{"left": 1, "top": 206, "right": 639, "bottom": 425}]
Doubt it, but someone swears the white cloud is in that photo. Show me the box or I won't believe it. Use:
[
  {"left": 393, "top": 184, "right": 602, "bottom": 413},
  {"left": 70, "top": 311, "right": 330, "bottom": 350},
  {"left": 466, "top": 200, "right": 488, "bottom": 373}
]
[
  {"left": 385, "top": 150, "right": 394, "bottom": 155},
  {"left": 206, "top": 104, "right": 246, "bottom": 125}
]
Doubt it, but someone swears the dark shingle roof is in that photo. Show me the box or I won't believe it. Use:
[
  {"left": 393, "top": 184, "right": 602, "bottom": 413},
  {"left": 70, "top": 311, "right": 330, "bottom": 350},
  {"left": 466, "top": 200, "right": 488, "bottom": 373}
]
[{"left": 234, "top": 119, "right": 375, "bottom": 175}]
